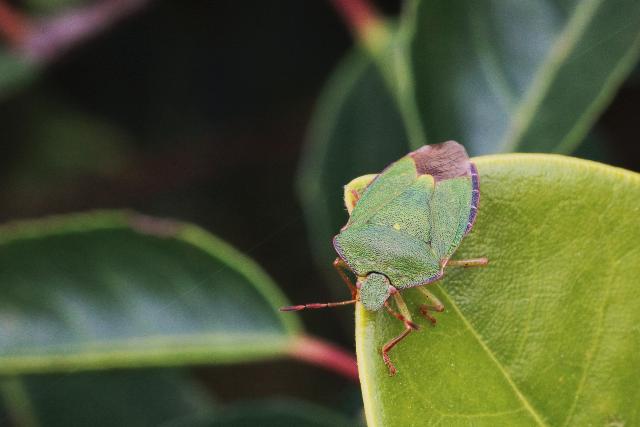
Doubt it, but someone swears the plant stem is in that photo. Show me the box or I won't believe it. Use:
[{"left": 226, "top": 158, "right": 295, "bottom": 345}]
[
  {"left": 288, "top": 335, "right": 359, "bottom": 382},
  {"left": 0, "top": 0, "right": 152, "bottom": 63},
  {"left": 328, "top": 0, "right": 427, "bottom": 149},
  {"left": 0, "top": 377, "right": 39, "bottom": 427},
  {"left": 0, "top": 1, "right": 30, "bottom": 46},
  {"left": 328, "top": 0, "right": 390, "bottom": 57},
  {"left": 25, "top": 0, "right": 151, "bottom": 62}
]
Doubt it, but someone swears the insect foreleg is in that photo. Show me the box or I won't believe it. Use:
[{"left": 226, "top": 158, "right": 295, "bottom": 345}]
[
  {"left": 381, "top": 328, "right": 412, "bottom": 376},
  {"left": 332, "top": 257, "right": 357, "bottom": 298},
  {"left": 446, "top": 257, "right": 488, "bottom": 268},
  {"left": 381, "top": 293, "right": 419, "bottom": 375}
]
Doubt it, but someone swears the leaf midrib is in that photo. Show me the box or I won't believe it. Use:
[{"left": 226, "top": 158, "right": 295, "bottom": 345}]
[
  {"left": 497, "top": 0, "right": 605, "bottom": 152},
  {"left": 0, "top": 333, "right": 292, "bottom": 374},
  {"left": 438, "top": 287, "right": 549, "bottom": 427}
]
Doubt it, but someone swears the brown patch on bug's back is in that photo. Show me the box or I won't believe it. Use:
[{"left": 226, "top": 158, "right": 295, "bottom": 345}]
[{"left": 409, "top": 140, "right": 470, "bottom": 181}]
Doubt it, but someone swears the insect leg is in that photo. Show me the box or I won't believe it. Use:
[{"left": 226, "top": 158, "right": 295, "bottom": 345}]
[
  {"left": 332, "top": 257, "right": 357, "bottom": 299},
  {"left": 383, "top": 301, "right": 419, "bottom": 330},
  {"left": 446, "top": 257, "right": 488, "bottom": 268},
  {"left": 381, "top": 293, "right": 419, "bottom": 375},
  {"left": 381, "top": 328, "right": 411, "bottom": 376},
  {"left": 280, "top": 299, "right": 356, "bottom": 312},
  {"left": 416, "top": 287, "right": 444, "bottom": 325}
]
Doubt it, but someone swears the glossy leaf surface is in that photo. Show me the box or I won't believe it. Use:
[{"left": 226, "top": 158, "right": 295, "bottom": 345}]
[
  {"left": 406, "top": 0, "right": 640, "bottom": 154},
  {"left": 1, "top": 370, "right": 214, "bottom": 427},
  {"left": 180, "top": 399, "right": 355, "bottom": 427},
  {"left": 356, "top": 155, "right": 640, "bottom": 426},
  {"left": 2, "top": 373, "right": 355, "bottom": 427},
  {"left": 0, "top": 211, "right": 300, "bottom": 374}
]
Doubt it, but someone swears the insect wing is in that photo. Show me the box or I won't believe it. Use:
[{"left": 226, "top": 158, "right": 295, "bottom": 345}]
[
  {"left": 429, "top": 175, "right": 474, "bottom": 261},
  {"left": 334, "top": 224, "right": 440, "bottom": 288},
  {"left": 346, "top": 157, "right": 417, "bottom": 226}
]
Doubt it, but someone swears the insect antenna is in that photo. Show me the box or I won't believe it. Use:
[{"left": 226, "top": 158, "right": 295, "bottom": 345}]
[{"left": 280, "top": 299, "right": 356, "bottom": 312}]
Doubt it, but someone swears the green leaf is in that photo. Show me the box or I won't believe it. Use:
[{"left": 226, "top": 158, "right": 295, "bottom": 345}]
[
  {"left": 7, "top": 99, "right": 133, "bottom": 209},
  {"left": 0, "top": 211, "right": 301, "bottom": 374},
  {"left": 24, "top": 0, "right": 90, "bottom": 15},
  {"left": 356, "top": 155, "right": 640, "bottom": 426},
  {"left": 175, "top": 399, "right": 355, "bottom": 427},
  {"left": 404, "top": 0, "right": 640, "bottom": 154},
  {"left": 3, "top": 374, "right": 358, "bottom": 427},
  {"left": 1, "top": 370, "right": 214, "bottom": 427},
  {"left": 0, "top": 49, "right": 36, "bottom": 100}
]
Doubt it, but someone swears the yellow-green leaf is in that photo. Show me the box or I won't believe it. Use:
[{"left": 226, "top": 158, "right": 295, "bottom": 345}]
[{"left": 357, "top": 155, "right": 640, "bottom": 426}]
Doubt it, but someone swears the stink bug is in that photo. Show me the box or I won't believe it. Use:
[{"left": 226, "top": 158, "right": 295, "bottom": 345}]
[{"left": 282, "top": 141, "right": 487, "bottom": 375}]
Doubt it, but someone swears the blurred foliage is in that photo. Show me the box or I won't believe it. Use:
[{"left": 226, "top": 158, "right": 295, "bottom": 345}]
[
  {"left": 0, "top": 49, "right": 35, "bottom": 100},
  {"left": 24, "top": 0, "right": 89, "bottom": 15},
  {"left": 1, "top": 371, "right": 354, "bottom": 427},
  {"left": 0, "top": 211, "right": 299, "bottom": 374},
  {"left": 177, "top": 399, "right": 356, "bottom": 427},
  {"left": 12, "top": 370, "right": 214, "bottom": 426},
  {"left": 0, "top": 0, "right": 638, "bottom": 425}
]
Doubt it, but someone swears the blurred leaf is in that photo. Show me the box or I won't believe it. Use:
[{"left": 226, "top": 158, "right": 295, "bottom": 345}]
[
  {"left": 1, "top": 370, "right": 213, "bottom": 427},
  {"left": 0, "top": 49, "right": 36, "bottom": 100},
  {"left": 0, "top": 211, "right": 301, "bottom": 374},
  {"left": 356, "top": 155, "right": 640, "bottom": 426},
  {"left": 571, "top": 130, "right": 615, "bottom": 164},
  {"left": 24, "top": 0, "right": 90, "bottom": 15},
  {"left": 173, "top": 399, "right": 354, "bottom": 427},
  {"left": 25, "top": 102, "right": 132, "bottom": 176},
  {"left": 405, "top": 0, "right": 640, "bottom": 155},
  {"left": 8, "top": 99, "right": 133, "bottom": 195},
  {"left": 629, "top": 62, "right": 640, "bottom": 86},
  {"left": 3, "top": 374, "right": 357, "bottom": 427}
]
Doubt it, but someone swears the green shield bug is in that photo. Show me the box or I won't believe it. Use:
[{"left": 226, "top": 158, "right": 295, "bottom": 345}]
[{"left": 282, "top": 141, "right": 488, "bottom": 375}]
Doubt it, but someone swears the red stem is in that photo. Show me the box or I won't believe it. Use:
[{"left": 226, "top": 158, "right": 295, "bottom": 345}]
[
  {"left": 0, "top": 0, "right": 151, "bottom": 63},
  {"left": 288, "top": 335, "right": 359, "bottom": 382},
  {"left": 329, "top": 0, "right": 380, "bottom": 34},
  {"left": 24, "top": 0, "right": 151, "bottom": 62},
  {"left": 0, "top": 1, "right": 30, "bottom": 46}
]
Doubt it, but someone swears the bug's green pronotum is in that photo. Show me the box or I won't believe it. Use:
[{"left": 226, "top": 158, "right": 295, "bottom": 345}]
[{"left": 282, "top": 141, "right": 488, "bottom": 375}]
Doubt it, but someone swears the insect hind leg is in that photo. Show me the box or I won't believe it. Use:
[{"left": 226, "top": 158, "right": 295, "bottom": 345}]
[
  {"left": 416, "top": 287, "right": 444, "bottom": 325},
  {"left": 446, "top": 257, "right": 488, "bottom": 268}
]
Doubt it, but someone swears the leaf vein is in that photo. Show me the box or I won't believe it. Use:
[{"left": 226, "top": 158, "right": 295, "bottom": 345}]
[
  {"left": 499, "top": 0, "right": 605, "bottom": 152},
  {"left": 439, "top": 288, "right": 549, "bottom": 427}
]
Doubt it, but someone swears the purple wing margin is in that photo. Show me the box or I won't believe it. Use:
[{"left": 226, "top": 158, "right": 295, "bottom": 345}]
[{"left": 465, "top": 162, "right": 479, "bottom": 235}]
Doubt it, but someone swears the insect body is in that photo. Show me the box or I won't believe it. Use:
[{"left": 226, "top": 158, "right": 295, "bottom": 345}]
[{"left": 282, "top": 141, "right": 487, "bottom": 375}]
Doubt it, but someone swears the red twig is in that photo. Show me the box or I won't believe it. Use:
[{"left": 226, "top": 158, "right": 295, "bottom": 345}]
[
  {"left": 0, "top": 1, "right": 30, "bottom": 46},
  {"left": 328, "top": 0, "right": 384, "bottom": 40},
  {"left": 288, "top": 335, "right": 359, "bottom": 382},
  {"left": 0, "top": 0, "right": 152, "bottom": 63}
]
